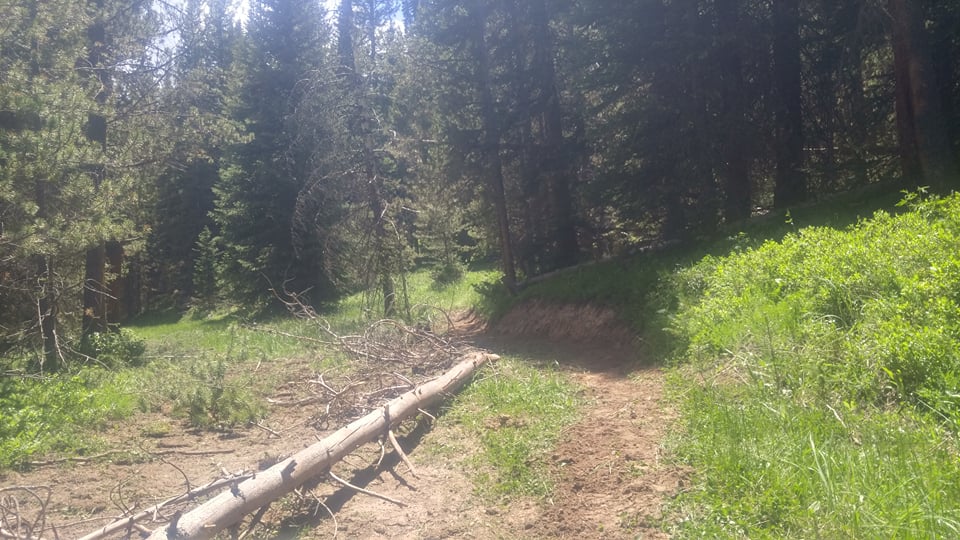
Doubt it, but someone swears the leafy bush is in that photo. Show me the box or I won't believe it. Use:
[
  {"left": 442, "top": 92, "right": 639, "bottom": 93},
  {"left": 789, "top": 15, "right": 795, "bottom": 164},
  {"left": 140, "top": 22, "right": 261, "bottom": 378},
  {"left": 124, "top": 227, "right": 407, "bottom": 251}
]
[
  {"left": 0, "top": 369, "right": 136, "bottom": 467},
  {"left": 82, "top": 329, "right": 147, "bottom": 368},
  {"left": 664, "top": 192, "right": 960, "bottom": 537},
  {"left": 672, "top": 194, "right": 960, "bottom": 416}
]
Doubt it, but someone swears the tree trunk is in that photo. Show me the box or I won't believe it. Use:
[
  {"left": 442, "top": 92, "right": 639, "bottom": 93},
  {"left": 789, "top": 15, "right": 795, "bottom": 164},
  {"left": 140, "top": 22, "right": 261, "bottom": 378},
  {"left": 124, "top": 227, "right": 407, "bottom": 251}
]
[
  {"left": 83, "top": 8, "right": 111, "bottom": 337},
  {"left": 888, "top": 0, "right": 958, "bottom": 190},
  {"left": 531, "top": 0, "right": 579, "bottom": 270},
  {"left": 846, "top": 0, "right": 870, "bottom": 186},
  {"left": 716, "top": 0, "right": 752, "bottom": 222},
  {"left": 340, "top": 0, "right": 396, "bottom": 316},
  {"left": 144, "top": 351, "right": 495, "bottom": 540},
  {"left": 82, "top": 244, "right": 107, "bottom": 336},
  {"left": 337, "top": 0, "right": 356, "bottom": 76},
  {"left": 36, "top": 256, "right": 59, "bottom": 372},
  {"left": 474, "top": 6, "right": 518, "bottom": 292},
  {"left": 105, "top": 240, "right": 125, "bottom": 325},
  {"left": 772, "top": 0, "right": 806, "bottom": 207}
]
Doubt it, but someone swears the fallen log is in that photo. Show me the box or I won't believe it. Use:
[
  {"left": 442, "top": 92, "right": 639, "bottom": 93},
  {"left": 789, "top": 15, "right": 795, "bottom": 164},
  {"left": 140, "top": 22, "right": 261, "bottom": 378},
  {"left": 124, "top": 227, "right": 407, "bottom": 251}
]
[{"left": 144, "top": 351, "right": 495, "bottom": 540}]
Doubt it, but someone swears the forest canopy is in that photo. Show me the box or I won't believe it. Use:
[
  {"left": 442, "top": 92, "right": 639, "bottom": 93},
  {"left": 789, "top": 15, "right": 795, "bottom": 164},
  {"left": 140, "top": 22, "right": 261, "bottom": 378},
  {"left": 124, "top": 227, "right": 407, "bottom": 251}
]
[{"left": 1, "top": 0, "right": 959, "bottom": 371}]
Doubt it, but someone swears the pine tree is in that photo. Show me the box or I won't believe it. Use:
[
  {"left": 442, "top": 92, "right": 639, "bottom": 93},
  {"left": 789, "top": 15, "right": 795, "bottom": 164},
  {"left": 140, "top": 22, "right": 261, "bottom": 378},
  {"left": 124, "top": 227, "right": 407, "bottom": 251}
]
[
  {"left": 214, "top": 0, "right": 335, "bottom": 310},
  {"left": 147, "top": 0, "right": 243, "bottom": 310},
  {"left": 0, "top": 0, "right": 171, "bottom": 368}
]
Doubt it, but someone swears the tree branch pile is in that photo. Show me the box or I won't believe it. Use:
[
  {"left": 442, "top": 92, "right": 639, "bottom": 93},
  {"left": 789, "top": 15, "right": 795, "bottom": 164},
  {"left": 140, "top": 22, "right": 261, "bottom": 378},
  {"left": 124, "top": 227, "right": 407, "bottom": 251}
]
[
  {"left": 71, "top": 295, "right": 495, "bottom": 540},
  {"left": 142, "top": 351, "right": 494, "bottom": 540}
]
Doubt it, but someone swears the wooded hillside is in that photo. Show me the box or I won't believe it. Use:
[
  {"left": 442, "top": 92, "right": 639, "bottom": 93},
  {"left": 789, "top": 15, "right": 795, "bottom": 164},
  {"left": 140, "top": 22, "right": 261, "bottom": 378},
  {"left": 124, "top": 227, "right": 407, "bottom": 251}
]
[{"left": 2, "top": 0, "right": 959, "bottom": 369}]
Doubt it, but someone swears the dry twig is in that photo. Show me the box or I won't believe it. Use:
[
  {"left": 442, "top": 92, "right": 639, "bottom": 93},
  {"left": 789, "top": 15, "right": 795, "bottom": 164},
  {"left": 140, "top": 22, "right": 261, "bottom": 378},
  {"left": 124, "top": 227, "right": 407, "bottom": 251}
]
[
  {"left": 327, "top": 470, "right": 406, "bottom": 507},
  {"left": 77, "top": 474, "right": 252, "bottom": 540}
]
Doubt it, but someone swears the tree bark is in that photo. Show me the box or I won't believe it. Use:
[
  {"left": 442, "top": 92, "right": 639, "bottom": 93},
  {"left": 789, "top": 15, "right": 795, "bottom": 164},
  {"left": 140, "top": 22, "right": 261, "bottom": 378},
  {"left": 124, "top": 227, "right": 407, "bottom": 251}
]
[
  {"left": 36, "top": 255, "right": 59, "bottom": 371},
  {"left": 716, "top": 0, "right": 752, "bottom": 222},
  {"left": 888, "top": 0, "right": 958, "bottom": 190},
  {"left": 105, "top": 240, "right": 125, "bottom": 325},
  {"left": 772, "top": 0, "right": 806, "bottom": 207},
  {"left": 144, "top": 351, "right": 495, "bottom": 540},
  {"left": 82, "top": 243, "right": 107, "bottom": 336}
]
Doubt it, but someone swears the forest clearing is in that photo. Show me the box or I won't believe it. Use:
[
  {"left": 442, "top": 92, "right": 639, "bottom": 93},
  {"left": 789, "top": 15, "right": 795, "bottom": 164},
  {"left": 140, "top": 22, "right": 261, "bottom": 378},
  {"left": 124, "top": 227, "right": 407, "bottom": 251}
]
[
  {"left": 2, "top": 302, "right": 684, "bottom": 539},
  {"left": 4, "top": 0, "right": 960, "bottom": 537}
]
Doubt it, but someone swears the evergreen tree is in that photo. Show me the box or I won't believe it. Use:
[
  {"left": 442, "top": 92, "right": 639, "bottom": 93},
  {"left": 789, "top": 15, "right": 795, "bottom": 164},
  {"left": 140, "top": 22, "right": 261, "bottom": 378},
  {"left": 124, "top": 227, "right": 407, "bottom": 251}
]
[
  {"left": 214, "top": 0, "right": 335, "bottom": 309},
  {"left": 0, "top": 0, "right": 172, "bottom": 368},
  {"left": 147, "top": 0, "right": 243, "bottom": 310}
]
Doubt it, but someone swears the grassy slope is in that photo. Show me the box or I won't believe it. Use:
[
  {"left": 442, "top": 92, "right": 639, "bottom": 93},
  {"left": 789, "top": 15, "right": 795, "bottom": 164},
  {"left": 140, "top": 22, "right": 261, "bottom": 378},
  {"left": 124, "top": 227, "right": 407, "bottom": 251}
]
[{"left": 510, "top": 191, "right": 960, "bottom": 538}]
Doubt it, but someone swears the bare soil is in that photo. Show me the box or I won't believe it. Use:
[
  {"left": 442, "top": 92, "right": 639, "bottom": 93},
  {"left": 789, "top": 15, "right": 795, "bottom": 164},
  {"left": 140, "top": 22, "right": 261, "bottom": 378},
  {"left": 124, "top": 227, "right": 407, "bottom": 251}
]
[{"left": 0, "top": 303, "right": 685, "bottom": 539}]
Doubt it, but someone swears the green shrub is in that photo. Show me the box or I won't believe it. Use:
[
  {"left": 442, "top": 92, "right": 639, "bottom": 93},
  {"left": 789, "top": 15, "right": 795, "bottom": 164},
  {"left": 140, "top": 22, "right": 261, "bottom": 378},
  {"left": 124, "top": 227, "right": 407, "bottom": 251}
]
[
  {"left": 672, "top": 194, "right": 960, "bottom": 415},
  {"left": 82, "top": 329, "right": 147, "bottom": 368},
  {"left": 665, "top": 192, "right": 960, "bottom": 537}
]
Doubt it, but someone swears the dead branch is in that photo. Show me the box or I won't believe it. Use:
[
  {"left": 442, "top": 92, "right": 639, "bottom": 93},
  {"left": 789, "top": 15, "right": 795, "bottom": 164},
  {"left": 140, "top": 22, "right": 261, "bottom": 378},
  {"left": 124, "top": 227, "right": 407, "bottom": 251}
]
[
  {"left": 236, "top": 504, "right": 269, "bottom": 540},
  {"left": 387, "top": 430, "right": 418, "bottom": 478},
  {"left": 0, "top": 486, "right": 52, "bottom": 540},
  {"left": 77, "top": 474, "right": 252, "bottom": 540},
  {"left": 327, "top": 470, "right": 406, "bottom": 507},
  {"left": 140, "top": 352, "right": 495, "bottom": 540}
]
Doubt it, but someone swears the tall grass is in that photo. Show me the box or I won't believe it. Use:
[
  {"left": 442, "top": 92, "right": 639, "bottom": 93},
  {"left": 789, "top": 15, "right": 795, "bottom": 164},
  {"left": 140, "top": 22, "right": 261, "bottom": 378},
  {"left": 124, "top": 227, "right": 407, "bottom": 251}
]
[
  {"left": 664, "top": 193, "right": 960, "bottom": 537},
  {"left": 441, "top": 356, "right": 581, "bottom": 499}
]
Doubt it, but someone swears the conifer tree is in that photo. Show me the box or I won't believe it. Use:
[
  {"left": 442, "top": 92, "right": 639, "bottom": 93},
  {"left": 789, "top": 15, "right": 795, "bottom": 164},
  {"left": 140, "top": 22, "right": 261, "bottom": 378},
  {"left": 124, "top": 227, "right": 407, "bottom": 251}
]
[
  {"left": 147, "top": 0, "right": 243, "bottom": 309},
  {"left": 214, "top": 0, "right": 335, "bottom": 309},
  {"left": 0, "top": 0, "right": 172, "bottom": 368}
]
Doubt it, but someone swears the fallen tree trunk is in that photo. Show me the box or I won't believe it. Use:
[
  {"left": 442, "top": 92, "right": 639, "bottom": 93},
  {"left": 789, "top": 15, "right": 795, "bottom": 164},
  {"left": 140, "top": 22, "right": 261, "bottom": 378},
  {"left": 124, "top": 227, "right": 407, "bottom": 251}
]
[{"left": 145, "top": 351, "right": 495, "bottom": 540}]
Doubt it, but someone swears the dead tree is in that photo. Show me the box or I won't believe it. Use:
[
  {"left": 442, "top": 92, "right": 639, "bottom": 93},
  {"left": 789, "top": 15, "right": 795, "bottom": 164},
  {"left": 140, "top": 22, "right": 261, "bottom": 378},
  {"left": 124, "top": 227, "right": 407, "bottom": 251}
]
[{"left": 143, "top": 351, "right": 495, "bottom": 540}]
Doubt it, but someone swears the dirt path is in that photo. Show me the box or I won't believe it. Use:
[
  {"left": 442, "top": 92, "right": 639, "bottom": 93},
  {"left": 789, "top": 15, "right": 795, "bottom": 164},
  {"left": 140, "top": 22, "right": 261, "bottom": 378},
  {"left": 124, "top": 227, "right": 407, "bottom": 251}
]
[
  {"left": 0, "top": 309, "right": 684, "bottom": 539},
  {"left": 533, "top": 356, "right": 681, "bottom": 538},
  {"left": 292, "top": 334, "right": 684, "bottom": 539}
]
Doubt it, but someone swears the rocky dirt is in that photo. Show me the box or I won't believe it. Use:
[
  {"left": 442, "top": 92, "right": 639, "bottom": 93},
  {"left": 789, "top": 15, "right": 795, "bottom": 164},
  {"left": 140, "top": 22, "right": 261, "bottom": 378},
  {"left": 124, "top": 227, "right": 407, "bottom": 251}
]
[{"left": 0, "top": 303, "right": 686, "bottom": 539}]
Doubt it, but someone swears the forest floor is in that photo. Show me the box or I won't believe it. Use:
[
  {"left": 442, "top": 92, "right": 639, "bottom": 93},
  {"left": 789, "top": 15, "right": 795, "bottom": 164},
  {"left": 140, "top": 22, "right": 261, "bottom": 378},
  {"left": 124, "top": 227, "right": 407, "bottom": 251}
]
[{"left": 1, "top": 306, "right": 686, "bottom": 539}]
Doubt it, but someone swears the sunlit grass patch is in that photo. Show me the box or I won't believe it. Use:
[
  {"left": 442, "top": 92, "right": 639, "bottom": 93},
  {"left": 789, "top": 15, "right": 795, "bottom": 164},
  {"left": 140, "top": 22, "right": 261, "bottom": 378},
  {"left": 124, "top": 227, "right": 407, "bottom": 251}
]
[
  {"left": 330, "top": 267, "right": 501, "bottom": 326},
  {"left": 441, "top": 356, "right": 580, "bottom": 499},
  {"left": 667, "top": 383, "right": 960, "bottom": 538},
  {"left": 0, "top": 369, "right": 138, "bottom": 468},
  {"left": 663, "top": 192, "right": 960, "bottom": 537}
]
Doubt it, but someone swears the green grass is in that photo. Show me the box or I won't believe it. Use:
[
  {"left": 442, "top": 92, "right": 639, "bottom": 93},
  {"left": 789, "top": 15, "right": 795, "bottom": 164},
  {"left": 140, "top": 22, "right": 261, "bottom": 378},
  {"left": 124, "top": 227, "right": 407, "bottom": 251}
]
[
  {"left": 440, "top": 356, "right": 580, "bottom": 499},
  {"left": 329, "top": 267, "right": 501, "bottom": 325},
  {"left": 661, "top": 192, "right": 960, "bottom": 538},
  {"left": 0, "top": 369, "right": 137, "bottom": 467},
  {"left": 496, "top": 190, "right": 960, "bottom": 537},
  {"left": 667, "top": 384, "right": 960, "bottom": 538}
]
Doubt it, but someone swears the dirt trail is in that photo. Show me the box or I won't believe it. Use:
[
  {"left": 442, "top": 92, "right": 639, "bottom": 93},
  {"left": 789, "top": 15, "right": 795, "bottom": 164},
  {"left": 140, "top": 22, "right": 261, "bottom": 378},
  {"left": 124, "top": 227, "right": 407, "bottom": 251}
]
[
  {"left": 0, "top": 306, "right": 684, "bottom": 539},
  {"left": 531, "top": 352, "right": 681, "bottom": 538},
  {"left": 305, "top": 307, "right": 686, "bottom": 539}
]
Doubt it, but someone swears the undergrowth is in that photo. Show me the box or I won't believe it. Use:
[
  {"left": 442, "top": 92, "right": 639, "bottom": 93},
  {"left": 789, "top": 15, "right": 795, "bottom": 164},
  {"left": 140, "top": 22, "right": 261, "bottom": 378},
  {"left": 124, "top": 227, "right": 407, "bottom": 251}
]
[
  {"left": 664, "top": 192, "right": 960, "bottom": 537},
  {"left": 0, "top": 370, "right": 136, "bottom": 468}
]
